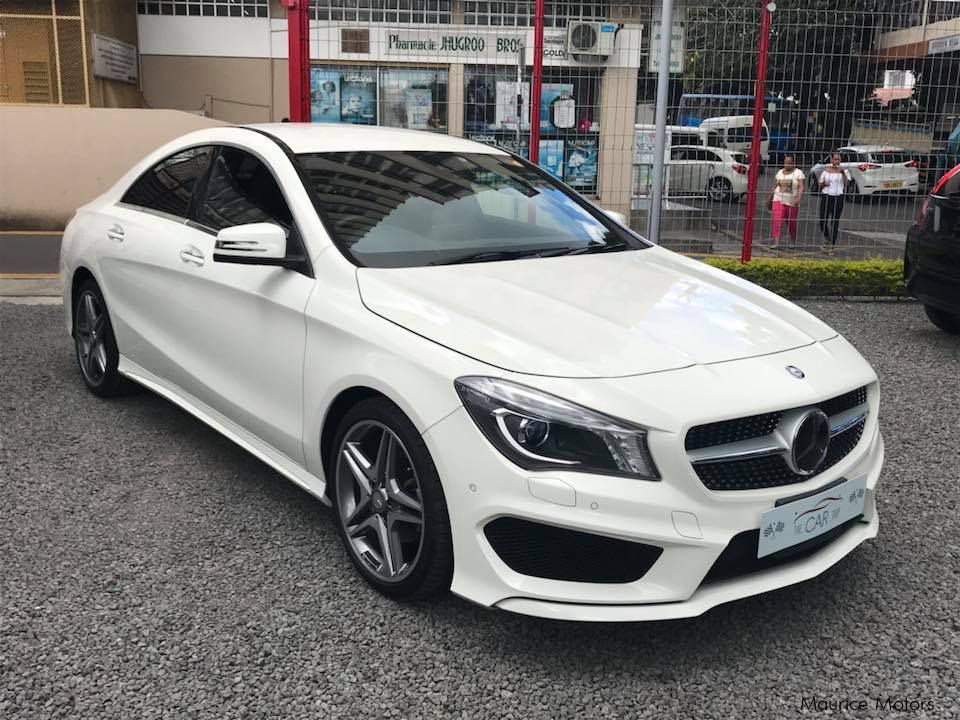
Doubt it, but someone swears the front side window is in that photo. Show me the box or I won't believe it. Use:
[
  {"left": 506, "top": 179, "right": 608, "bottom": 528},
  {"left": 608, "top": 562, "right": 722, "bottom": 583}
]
[
  {"left": 198, "top": 147, "right": 293, "bottom": 231},
  {"left": 296, "top": 151, "right": 646, "bottom": 268},
  {"left": 121, "top": 146, "right": 213, "bottom": 219}
]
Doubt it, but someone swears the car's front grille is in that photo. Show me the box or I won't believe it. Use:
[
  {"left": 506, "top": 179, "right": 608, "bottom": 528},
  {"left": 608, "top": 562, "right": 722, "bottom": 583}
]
[
  {"left": 483, "top": 517, "right": 663, "bottom": 584},
  {"left": 686, "top": 386, "right": 869, "bottom": 491}
]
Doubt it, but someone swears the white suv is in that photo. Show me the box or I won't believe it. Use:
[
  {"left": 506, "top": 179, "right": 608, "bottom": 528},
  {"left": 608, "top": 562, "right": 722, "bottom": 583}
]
[
  {"left": 809, "top": 146, "right": 920, "bottom": 197},
  {"left": 669, "top": 145, "right": 750, "bottom": 202}
]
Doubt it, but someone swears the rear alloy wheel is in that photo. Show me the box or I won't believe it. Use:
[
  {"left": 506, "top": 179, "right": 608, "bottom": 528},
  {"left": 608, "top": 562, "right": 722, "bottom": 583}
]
[
  {"left": 924, "top": 304, "right": 960, "bottom": 334},
  {"left": 707, "top": 177, "right": 733, "bottom": 202},
  {"left": 330, "top": 398, "right": 453, "bottom": 600},
  {"left": 73, "top": 280, "right": 127, "bottom": 397}
]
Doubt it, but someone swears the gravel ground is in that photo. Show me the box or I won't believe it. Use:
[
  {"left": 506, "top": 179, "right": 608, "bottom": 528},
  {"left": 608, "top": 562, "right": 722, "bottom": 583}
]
[{"left": 2, "top": 301, "right": 958, "bottom": 719}]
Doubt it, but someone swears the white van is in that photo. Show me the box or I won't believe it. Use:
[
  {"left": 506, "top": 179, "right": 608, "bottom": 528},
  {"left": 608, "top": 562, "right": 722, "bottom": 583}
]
[
  {"left": 699, "top": 115, "right": 770, "bottom": 165},
  {"left": 634, "top": 115, "right": 769, "bottom": 166}
]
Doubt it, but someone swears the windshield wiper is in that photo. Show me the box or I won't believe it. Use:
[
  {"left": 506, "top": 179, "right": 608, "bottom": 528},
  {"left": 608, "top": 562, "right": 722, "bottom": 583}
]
[
  {"left": 537, "top": 241, "right": 626, "bottom": 257},
  {"left": 429, "top": 247, "right": 569, "bottom": 265}
]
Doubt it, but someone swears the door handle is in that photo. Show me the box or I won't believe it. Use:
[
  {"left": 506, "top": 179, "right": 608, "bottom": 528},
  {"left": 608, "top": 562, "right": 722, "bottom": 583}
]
[
  {"left": 106, "top": 224, "right": 125, "bottom": 243},
  {"left": 179, "top": 246, "right": 205, "bottom": 266}
]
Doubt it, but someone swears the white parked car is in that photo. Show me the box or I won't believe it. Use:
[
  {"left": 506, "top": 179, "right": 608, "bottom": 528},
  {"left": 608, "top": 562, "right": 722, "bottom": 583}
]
[
  {"left": 669, "top": 145, "right": 750, "bottom": 201},
  {"left": 61, "top": 125, "right": 883, "bottom": 622},
  {"left": 809, "top": 145, "right": 920, "bottom": 197}
]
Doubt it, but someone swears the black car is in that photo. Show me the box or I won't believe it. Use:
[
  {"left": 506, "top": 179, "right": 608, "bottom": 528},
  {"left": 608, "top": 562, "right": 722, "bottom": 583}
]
[{"left": 905, "top": 164, "right": 960, "bottom": 333}]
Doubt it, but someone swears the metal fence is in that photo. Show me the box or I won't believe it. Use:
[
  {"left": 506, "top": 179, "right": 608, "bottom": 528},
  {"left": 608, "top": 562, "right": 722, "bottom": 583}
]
[
  {"left": 0, "top": 0, "right": 88, "bottom": 106},
  {"left": 260, "top": 0, "right": 960, "bottom": 261}
]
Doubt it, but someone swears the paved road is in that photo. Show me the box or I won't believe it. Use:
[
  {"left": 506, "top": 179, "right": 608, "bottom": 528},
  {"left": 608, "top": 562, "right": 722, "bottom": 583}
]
[
  {"left": 0, "top": 235, "right": 61, "bottom": 275},
  {"left": 678, "top": 193, "right": 920, "bottom": 259},
  {"left": 2, "top": 303, "right": 958, "bottom": 719}
]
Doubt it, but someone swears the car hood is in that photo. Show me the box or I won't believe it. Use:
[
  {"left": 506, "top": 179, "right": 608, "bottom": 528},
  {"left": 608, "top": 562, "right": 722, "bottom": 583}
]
[{"left": 356, "top": 247, "right": 837, "bottom": 378}]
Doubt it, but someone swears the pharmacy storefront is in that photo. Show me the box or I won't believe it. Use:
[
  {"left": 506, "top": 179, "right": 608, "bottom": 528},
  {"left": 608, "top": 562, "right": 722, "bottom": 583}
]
[
  {"left": 136, "top": 11, "right": 643, "bottom": 211},
  {"left": 307, "top": 23, "right": 642, "bottom": 197}
]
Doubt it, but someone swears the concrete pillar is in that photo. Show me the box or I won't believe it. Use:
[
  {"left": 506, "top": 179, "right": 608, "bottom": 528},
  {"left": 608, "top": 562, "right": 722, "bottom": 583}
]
[
  {"left": 448, "top": 63, "right": 465, "bottom": 136},
  {"left": 598, "top": 65, "right": 638, "bottom": 216}
]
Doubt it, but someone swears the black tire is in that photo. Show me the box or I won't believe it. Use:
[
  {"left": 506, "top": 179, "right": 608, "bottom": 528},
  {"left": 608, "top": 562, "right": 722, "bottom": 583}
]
[
  {"left": 847, "top": 178, "right": 861, "bottom": 201},
  {"left": 707, "top": 177, "right": 732, "bottom": 202},
  {"left": 924, "top": 304, "right": 960, "bottom": 334},
  {"left": 73, "top": 279, "right": 127, "bottom": 397},
  {"left": 329, "top": 397, "right": 453, "bottom": 601}
]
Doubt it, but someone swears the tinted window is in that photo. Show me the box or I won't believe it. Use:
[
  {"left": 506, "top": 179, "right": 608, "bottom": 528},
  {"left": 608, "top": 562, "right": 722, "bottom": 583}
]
[
  {"left": 671, "top": 147, "right": 689, "bottom": 160},
  {"left": 671, "top": 133, "right": 700, "bottom": 147},
  {"left": 121, "top": 146, "right": 212, "bottom": 218},
  {"left": 840, "top": 151, "right": 858, "bottom": 164},
  {"left": 702, "top": 150, "right": 722, "bottom": 162},
  {"left": 872, "top": 151, "right": 910, "bottom": 165},
  {"left": 729, "top": 152, "right": 748, "bottom": 164},
  {"left": 296, "top": 151, "right": 646, "bottom": 268},
  {"left": 198, "top": 147, "right": 293, "bottom": 231}
]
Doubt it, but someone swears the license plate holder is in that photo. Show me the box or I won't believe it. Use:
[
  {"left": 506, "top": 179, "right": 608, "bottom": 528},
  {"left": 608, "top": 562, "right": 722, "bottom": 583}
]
[{"left": 757, "top": 476, "right": 867, "bottom": 558}]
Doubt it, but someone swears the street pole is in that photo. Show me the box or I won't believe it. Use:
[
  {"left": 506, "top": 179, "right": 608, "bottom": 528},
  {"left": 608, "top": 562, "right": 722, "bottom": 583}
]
[
  {"left": 647, "top": 0, "right": 674, "bottom": 244},
  {"left": 740, "top": 1, "right": 774, "bottom": 263},
  {"left": 529, "top": 0, "right": 545, "bottom": 163},
  {"left": 285, "top": 0, "right": 310, "bottom": 122}
]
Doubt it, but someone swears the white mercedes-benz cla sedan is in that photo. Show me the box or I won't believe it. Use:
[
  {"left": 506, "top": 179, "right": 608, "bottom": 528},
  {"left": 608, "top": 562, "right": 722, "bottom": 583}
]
[{"left": 61, "top": 124, "right": 882, "bottom": 621}]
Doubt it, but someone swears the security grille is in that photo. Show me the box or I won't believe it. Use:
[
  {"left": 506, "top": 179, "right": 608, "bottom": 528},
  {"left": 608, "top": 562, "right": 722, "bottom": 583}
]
[
  {"left": 311, "top": 0, "right": 452, "bottom": 24},
  {"left": 0, "top": 2, "right": 87, "bottom": 105},
  {"left": 463, "top": 1, "right": 607, "bottom": 28}
]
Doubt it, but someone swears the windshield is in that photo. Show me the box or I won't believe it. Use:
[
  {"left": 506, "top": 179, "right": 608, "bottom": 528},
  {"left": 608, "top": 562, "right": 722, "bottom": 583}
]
[{"left": 295, "top": 151, "right": 647, "bottom": 268}]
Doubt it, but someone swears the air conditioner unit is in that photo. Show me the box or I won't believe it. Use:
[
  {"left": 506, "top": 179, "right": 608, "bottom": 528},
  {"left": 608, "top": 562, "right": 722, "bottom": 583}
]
[{"left": 566, "top": 22, "right": 617, "bottom": 57}]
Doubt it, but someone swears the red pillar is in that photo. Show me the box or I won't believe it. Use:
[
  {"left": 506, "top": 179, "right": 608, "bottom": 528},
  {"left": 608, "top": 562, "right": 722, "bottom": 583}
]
[
  {"left": 528, "top": 0, "right": 545, "bottom": 163},
  {"left": 284, "top": 0, "right": 310, "bottom": 122},
  {"left": 741, "top": 1, "right": 772, "bottom": 263}
]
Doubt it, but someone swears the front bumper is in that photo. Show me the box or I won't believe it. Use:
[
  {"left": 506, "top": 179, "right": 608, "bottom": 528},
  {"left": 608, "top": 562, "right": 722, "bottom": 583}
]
[{"left": 423, "top": 340, "right": 882, "bottom": 622}]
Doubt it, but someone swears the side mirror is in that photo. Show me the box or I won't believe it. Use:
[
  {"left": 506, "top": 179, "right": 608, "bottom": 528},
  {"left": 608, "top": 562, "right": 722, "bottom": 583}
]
[
  {"left": 213, "top": 223, "right": 296, "bottom": 268},
  {"left": 603, "top": 209, "right": 628, "bottom": 227}
]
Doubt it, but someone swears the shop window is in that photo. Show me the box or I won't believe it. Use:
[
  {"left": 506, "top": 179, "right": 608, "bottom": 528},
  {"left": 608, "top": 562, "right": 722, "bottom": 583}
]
[
  {"left": 380, "top": 68, "right": 447, "bottom": 131},
  {"left": 310, "top": 66, "right": 448, "bottom": 131},
  {"left": 136, "top": 0, "right": 268, "bottom": 17},
  {"left": 463, "top": 66, "right": 601, "bottom": 194}
]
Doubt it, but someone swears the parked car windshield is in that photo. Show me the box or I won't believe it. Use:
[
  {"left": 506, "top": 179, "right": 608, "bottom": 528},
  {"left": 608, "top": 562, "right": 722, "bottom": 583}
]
[{"left": 295, "top": 151, "right": 647, "bottom": 268}]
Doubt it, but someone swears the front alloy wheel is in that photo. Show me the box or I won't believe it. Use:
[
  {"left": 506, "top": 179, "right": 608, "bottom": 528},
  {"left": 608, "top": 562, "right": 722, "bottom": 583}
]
[
  {"left": 336, "top": 421, "right": 425, "bottom": 582},
  {"left": 330, "top": 398, "right": 453, "bottom": 600}
]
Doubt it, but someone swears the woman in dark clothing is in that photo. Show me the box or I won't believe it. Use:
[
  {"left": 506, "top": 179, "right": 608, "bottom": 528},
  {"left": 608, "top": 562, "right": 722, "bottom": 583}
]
[{"left": 818, "top": 153, "right": 850, "bottom": 255}]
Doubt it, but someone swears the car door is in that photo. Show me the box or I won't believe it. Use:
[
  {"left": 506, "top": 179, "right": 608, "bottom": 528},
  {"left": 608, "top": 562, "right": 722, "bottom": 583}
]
[
  {"left": 167, "top": 144, "right": 317, "bottom": 465},
  {"left": 95, "top": 145, "right": 216, "bottom": 386},
  {"left": 669, "top": 147, "right": 694, "bottom": 194},
  {"left": 688, "top": 148, "right": 715, "bottom": 194}
]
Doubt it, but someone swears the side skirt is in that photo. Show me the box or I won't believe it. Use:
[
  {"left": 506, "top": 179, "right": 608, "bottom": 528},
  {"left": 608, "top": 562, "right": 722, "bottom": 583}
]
[{"left": 118, "top": 355, "right": 330, "bottom": 505}]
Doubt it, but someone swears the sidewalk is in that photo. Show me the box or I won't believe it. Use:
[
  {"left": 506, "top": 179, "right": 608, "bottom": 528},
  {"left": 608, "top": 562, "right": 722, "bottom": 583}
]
[{"left": 0, "top": 277, "right": 63, "bottom": 304}]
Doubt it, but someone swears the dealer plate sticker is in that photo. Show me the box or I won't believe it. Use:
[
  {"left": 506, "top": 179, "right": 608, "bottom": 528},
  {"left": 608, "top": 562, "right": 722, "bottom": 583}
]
[{"left": 757, "top": 476, "right": 867, "bottom": 558}]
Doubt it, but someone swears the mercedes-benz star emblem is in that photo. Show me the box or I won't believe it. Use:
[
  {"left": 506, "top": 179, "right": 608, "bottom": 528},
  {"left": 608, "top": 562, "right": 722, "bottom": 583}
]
[
  {"left": 789, "top": 409, "right": 830, "bottom": 475},
  {"left": 786, "top": 365, "right": 805, "bottom": 379}
]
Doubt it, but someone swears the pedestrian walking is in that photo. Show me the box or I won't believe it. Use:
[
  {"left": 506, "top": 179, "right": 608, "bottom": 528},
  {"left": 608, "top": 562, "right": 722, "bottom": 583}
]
[
  {"left": 818, "top": 152, "right": 850, "bottom": 255},
  {"left": 767, "top": 155, "right": 805, "bottom": 251}
]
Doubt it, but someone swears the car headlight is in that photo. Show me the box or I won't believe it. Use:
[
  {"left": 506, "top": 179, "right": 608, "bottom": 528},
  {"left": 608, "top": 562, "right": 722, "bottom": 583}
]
[{"left": 454, "top": 376, "right": 659, "bottom": 480}]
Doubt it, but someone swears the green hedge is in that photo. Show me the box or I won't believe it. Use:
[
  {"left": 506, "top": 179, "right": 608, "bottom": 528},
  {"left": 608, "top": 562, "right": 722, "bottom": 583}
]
[{"left": 701, "top": 257, "right": 906, "bottom": 298}]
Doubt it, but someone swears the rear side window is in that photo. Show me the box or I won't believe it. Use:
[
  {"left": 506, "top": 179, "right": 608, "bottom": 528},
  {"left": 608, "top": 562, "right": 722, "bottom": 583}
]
[
  {"left": 872, "top": 151, "right": 910, "bottom": 165},
  {"left": 197, "top": 147, "right": 293, "bottom": 231},
  {"left": 121, "top": 146, "right": 213, "bottom": 219}
]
